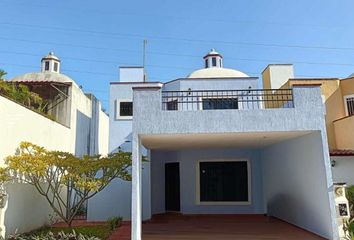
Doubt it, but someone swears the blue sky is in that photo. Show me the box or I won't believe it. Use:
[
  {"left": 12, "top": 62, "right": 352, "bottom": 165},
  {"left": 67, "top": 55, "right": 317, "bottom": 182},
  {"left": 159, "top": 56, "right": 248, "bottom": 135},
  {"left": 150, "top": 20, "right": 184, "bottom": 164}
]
[{"left": 1, "top": 0, "right": 354, "bottom": 109}]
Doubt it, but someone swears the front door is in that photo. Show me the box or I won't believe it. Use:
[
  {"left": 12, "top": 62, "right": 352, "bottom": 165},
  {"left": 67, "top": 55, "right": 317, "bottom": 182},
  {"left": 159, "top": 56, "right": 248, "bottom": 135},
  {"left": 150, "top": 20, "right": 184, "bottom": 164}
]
[{"left": 165, "top": 162, "right": 180, "bottom": 212}]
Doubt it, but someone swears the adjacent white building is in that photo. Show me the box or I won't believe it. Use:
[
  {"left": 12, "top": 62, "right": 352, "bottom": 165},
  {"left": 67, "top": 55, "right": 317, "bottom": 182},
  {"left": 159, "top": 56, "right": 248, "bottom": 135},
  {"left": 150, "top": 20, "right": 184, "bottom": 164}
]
[
  {"left": 89, "top": 50, "right": 339, "bottom": 239},
  {"left": 0, "top": 52, "right": 109, "bottom": 236}
]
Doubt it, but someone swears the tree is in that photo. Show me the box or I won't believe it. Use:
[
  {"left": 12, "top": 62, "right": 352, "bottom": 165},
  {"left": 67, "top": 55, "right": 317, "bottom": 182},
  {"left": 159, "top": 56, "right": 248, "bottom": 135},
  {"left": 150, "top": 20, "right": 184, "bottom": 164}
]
[
  {"left": 0, "top": 142, "right": 132, "bottom": 227},
  {"left": 0, "top": 69, "right": 6, "bottom": 80}
]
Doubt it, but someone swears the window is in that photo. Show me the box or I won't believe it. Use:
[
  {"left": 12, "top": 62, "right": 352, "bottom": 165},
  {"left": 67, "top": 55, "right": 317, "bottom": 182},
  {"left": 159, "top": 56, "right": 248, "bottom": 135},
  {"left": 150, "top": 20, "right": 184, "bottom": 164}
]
[
  {"left": 212, "top": 57, "right": 217, "bottom": 67},
  {"left": 115, "top": 100, "right": 133, "bottom": 120},
  {"left": 54, "top": 62, "right": 58, "bottom": 72},
  {"left": 205, "top": 59, "right": 208, "bottom": 68},
  {"left": 167, "top": 100, "right": 178, "bottom": 110},
  {"left": 345, "top": 95, "right": 354, "bottom": 116},
  {"left": 45, "top": 61, "right": 50, "bottom": 71},
  {"left": 120, "top": 102, "right": 133, "bottom": 116},
  {"left": 198, "top": 161, "right": 250, "bottom": 203},
  {"left": 202, "top": 98, "right": 238, "bottom": 110}
]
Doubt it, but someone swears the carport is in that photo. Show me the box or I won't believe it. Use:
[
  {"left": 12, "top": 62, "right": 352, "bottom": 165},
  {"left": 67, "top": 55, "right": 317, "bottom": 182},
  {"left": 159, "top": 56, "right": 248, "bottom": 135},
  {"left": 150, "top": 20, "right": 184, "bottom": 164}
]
[{"left": 134, "top": 131, "right": 336, "bottom": 239}]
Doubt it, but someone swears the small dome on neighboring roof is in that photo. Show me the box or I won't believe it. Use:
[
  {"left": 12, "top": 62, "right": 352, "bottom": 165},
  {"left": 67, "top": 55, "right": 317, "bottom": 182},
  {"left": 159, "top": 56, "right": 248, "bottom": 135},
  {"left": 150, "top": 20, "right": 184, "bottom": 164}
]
[
  {"left": 41, "top": 52, "right": 60, "bottom": 62},
  {"left": 203, "top": 49, "right": 222, "bottom": 58},
  {"left": 188, "top": 67, "right": 249, "bottom": 78},
  {"left": 11, "top": 72, "right": 74, "bottom": 83},
  {"left": 187, "top": 49, "right": 249, "bottom": 78}
]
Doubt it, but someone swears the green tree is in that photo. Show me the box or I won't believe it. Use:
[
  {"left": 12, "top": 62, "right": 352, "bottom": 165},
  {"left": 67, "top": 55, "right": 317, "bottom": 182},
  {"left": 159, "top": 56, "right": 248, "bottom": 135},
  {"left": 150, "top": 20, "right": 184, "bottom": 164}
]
[{"left": 0, "top": 142, "right": 132, "bottom": 227}]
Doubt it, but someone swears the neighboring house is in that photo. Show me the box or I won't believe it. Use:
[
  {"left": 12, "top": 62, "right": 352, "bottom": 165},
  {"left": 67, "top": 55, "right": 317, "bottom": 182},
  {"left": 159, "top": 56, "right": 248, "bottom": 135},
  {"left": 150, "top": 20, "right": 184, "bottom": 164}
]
[
  {"left": 0, "top": 52, "right": 109, "bottom": 236},
  {"left": 89, "top": 50, "right": 338, "bottom": 239},
  {"left": 277, "top": 74, "right": 354, "bottom": 186}
]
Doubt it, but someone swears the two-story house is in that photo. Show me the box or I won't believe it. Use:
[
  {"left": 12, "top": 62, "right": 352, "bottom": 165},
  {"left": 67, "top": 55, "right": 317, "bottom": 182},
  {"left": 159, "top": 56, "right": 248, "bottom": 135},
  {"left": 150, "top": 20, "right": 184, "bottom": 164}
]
[{"left": 89, "top": 50, "right": 338, "bottom": 240}]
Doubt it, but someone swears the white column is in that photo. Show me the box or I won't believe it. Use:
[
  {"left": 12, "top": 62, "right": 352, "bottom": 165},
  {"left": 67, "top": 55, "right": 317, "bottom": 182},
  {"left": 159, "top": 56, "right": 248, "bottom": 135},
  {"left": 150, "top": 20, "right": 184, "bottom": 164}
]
[{"left": 131, "top": 134, "right": 142, "bottom": 240}]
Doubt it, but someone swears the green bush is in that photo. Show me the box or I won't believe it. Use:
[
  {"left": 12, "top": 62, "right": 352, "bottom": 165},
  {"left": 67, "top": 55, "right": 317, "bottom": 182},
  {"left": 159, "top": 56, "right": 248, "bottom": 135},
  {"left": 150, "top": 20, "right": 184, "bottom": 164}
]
[
  {"left": 106, "top": 216, "right": 123, "bottom": 230},
  {"left": 5, "top": 230, "right": 100, "bottom": 240}
]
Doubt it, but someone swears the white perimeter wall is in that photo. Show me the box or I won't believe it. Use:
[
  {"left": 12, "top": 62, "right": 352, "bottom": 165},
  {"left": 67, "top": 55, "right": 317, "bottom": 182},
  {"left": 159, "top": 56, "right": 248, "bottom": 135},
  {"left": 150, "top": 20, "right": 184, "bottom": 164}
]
[
  {"left": 262, "top": 132, "right": 334, "bottom": 239},
  {"left": 87, "top": 162, "right": 151, "bottom": 221},
  {"left": 0, "top": 96, "right": 72, "bottom": 236},
  {"left": 331, "top": 156, "right": 354, "bottom": 186}
]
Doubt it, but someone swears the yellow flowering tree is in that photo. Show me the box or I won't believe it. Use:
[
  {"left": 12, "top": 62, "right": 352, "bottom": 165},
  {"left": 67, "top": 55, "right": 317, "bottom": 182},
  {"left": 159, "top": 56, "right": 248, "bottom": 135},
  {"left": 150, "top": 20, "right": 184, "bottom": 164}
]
[{"left": 0, "top": 142, "right": 132, "bottom": 227}]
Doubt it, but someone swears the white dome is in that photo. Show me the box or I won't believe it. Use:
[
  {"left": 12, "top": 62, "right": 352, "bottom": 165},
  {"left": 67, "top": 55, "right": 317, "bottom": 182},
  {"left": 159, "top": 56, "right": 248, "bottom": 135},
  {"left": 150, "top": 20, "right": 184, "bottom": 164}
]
[
  {"left": 187, "top": 67, "right": 249, "bottom": 79},
  {"left": 11, "top": 72, "right": 74, "bottom": 83}
]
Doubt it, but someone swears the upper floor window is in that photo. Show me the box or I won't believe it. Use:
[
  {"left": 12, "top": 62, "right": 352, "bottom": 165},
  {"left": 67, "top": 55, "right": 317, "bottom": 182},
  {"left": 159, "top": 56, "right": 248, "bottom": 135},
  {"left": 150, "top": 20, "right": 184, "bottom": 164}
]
[
  {"left": 116, "top": 100, "right": 133, "bottom": 120},
  {"left": 212, "top": 57, "right": 217, "bottom": 67},
  {"left": 45, "top": 61, "right": 50, "bottom": 71},
  {"left": 202, "top": 98, "right": 238, "bottom": 110},
  {"left": 205, "top": 59, "right": 208, "bottom": 68},
  {"left": 54, "top": 62, "right": 58, "bottom": 72},
  {"left": 167, "top": 100, "right": 178, "bottom": 111},
  {"left": 345, "top": 95, "right": 354, "bottom": 116}
]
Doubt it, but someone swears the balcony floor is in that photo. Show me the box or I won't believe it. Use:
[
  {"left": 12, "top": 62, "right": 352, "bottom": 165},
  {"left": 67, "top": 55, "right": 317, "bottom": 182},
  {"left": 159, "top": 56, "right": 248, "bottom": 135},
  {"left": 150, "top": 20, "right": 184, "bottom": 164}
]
[{"left": 141, "top": 214, "right": 325, "bottom": 240}]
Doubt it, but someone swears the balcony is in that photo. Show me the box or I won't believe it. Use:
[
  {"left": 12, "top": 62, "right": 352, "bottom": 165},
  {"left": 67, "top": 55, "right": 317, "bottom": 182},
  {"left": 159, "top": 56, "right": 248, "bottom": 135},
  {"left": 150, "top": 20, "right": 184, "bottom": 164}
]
[
  {"left": 132, "top": 86, "right": 324, "bottom": 136},
  {"left": 161, "top": 89, "right": 294, "bottom": 111}
]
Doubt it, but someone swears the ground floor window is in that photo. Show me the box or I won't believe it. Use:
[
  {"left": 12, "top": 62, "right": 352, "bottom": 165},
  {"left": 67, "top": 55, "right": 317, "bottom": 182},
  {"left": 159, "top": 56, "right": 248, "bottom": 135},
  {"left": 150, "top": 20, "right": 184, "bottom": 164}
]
[{"left": 198, "top": 160, "right": 250, "bottom": 203}]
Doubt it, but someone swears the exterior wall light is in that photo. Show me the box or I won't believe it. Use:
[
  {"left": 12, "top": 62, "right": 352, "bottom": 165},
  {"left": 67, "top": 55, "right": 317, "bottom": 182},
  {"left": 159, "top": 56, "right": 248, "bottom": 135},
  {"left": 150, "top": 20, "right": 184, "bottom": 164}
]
[{"left": 331, "top": 159, "right": 336, "bottom": 167}]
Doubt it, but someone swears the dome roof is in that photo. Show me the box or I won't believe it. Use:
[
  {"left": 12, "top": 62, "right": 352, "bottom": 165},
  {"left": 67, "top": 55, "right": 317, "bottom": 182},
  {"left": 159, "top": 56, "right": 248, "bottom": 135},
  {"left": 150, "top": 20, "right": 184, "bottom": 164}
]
[
  {"left": 11, "top": 72, "right": 74, "bottom": 84},
  {"left": 187, "top": 67, "right": 249, "bottom": 79}
]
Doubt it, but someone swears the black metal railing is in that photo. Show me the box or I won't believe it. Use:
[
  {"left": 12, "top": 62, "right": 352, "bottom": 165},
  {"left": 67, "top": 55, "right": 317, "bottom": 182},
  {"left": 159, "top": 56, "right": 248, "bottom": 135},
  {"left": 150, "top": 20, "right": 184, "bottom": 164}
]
[{"left": 162, "top": 89, "right": 294, "bottom": 111}]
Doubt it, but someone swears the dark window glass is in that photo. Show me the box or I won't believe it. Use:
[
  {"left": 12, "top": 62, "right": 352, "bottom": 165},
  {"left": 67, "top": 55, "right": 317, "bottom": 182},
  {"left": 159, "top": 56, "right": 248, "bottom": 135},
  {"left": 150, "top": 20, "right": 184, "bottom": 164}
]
[
  {"left": 202, "top": 98, "right": 238, "bottom": 110},
  {"left": 54, "top": 62, "right": 58, "bottom": 72},
  {"left": 346, "top": 97, "right": 354, "bottom": 116},
  {"left": 205, "top": 59, "right": 208, "bottom": 68},
  {"left": 45, "top": 61, "right": 50, "bottom": 71},
  {"left": 212, "top": 57, "right": 217, "bottom": 67},
  {"left": 167, "top": 100, "right": 178, "bottom": 111},
  {"left": 200, "top": 162, "right": 248, "bottom": 202},
  {"left": 120, "top": 102, "right": 133, "bottom": 116}
]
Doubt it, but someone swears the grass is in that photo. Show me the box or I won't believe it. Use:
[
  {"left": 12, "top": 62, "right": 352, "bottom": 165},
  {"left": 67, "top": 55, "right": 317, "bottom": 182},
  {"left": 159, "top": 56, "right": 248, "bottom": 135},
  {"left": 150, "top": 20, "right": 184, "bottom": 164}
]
[{"left": 25, "top": 224, "right": 112, "bottom": 240}]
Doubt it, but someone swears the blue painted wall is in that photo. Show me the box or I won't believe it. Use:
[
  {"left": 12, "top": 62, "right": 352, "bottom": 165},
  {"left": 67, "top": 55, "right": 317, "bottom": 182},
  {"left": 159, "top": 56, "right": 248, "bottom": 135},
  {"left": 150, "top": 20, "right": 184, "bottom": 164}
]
[{"left": 151, "top": 148, "right": 264, "bottom": 215}]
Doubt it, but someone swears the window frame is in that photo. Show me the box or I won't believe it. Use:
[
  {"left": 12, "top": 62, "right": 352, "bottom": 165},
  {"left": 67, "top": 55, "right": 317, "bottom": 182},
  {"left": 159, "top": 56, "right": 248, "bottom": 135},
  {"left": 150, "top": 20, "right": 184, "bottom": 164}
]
[
  {"left": 115, "top": 99, "right": 133, "bottom": 120},
  {"left": 344, "top": 94, "right": 354, "bottom": 116},
  {"left": 195, "top": 159, "right": 251, "bottom": 205}
]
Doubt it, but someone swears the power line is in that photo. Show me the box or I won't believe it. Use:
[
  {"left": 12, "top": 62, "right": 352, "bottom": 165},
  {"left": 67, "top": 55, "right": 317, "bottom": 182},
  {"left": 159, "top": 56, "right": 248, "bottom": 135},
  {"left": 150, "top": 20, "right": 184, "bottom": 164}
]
[
  {"left": 1, "top": 43, "right": 354, "bottom": 69},
  {"left": 1, "top": 22, "right": 354, "bottom": 51},
  {"left": 0, "top": 61, "right": 341, "bottom": 83},
  {"left": 0, "top": 0, "right": 349, "bottom": 29}
]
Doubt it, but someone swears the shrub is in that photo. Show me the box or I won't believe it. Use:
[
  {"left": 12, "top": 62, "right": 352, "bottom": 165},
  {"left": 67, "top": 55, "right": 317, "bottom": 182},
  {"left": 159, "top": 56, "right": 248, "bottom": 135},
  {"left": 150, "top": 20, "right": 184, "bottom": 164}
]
[
  {"left": 5, "top": 230, "right": 101, "bottom": 240},
  {"left": 106, "top": 216, "right": 123, "bottom": 230}
]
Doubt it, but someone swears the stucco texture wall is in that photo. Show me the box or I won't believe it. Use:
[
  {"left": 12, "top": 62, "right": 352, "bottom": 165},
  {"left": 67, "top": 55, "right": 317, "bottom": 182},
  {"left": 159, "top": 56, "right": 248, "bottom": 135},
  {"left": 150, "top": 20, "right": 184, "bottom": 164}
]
[
  {"left": 262, "top": 132, "right": 333, "bottom": 239},
  {"left": 334, "top": 116, "right": 354, "bottom": 150}
]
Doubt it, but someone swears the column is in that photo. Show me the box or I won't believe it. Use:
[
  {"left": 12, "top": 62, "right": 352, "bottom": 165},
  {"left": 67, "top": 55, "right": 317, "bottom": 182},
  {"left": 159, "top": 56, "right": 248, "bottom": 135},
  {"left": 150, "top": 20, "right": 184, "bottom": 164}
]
[{"left": 131, "top": 134, "right": 142, "bottom": 240}]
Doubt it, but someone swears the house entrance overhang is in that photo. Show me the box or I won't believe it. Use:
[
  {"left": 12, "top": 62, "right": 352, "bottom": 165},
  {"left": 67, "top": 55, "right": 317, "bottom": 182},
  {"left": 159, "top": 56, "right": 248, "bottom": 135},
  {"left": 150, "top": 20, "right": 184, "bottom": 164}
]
[{"left": 141, "top": 131, "right": 313, "bottom": 150}]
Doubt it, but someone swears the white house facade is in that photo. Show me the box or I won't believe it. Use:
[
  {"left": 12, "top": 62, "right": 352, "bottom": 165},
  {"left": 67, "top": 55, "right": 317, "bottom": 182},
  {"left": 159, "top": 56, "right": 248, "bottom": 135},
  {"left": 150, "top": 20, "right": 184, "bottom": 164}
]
[{"left": 88, "top": 50, "right": 339, "bottom": 239}]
